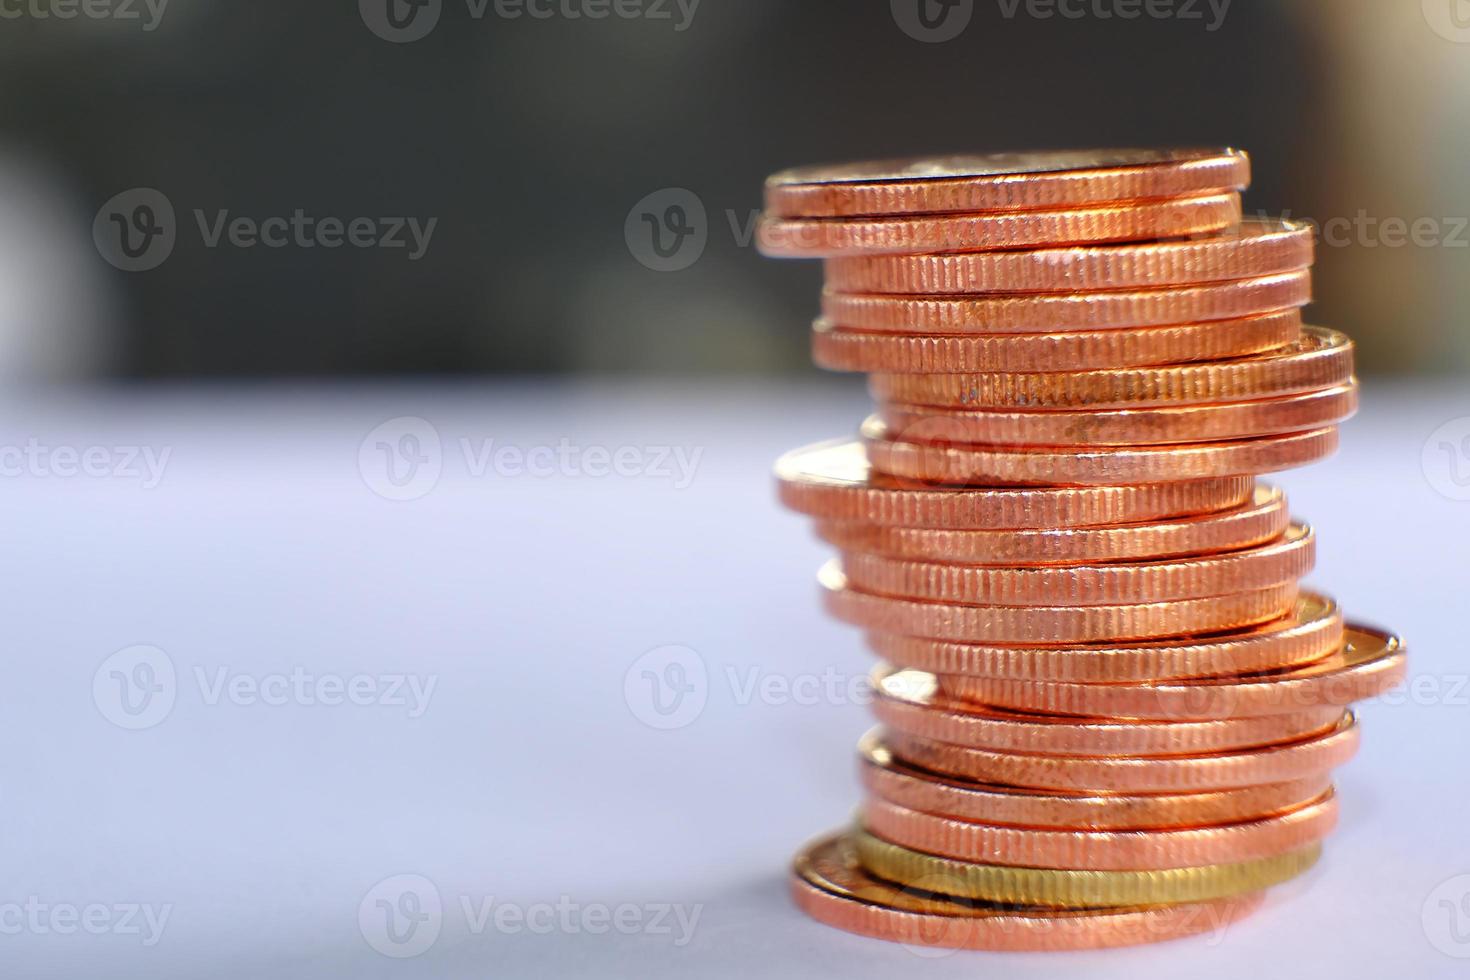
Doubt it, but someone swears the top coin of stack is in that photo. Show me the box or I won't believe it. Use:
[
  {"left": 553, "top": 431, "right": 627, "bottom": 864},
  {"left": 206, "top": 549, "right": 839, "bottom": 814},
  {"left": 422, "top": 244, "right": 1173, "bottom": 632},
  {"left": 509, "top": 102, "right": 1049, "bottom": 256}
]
[
  {"left": 760, "top": 148, "right": 1403, "bottom": 953},
  {"left": 759, "top": 147, "right": 1249, "bottom": 252},
  {"left": 758, "top": 149, "right": 1353, "bottom": 484}
]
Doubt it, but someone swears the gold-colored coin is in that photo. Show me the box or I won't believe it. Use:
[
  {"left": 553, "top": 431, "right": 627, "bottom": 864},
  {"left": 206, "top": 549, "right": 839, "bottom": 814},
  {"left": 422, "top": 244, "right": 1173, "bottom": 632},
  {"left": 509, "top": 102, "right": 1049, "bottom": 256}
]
[
  {"left": 791, "top": 832, "right": 1267, "bottom": 951},
  {"left": 853, "top": 828, "right": 1321, "bottom": 908}
]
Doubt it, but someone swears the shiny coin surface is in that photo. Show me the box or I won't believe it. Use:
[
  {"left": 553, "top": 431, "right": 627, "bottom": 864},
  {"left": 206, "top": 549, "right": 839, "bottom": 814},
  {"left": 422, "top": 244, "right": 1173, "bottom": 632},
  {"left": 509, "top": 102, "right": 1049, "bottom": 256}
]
[
  {"left": 811, "top": 312, "right": 1301, "bottom": 373},
  {"left": 870, "top": 325, "right": 1353, "bottom": 409},
  {"left": 870, "top": 666, "right": 1345, "bottom": 756},
  {"left": 765, "top": 148, "right": 1250, "bottom": 218},
  {"left": 824, "top": 218, "right": 1312, "bottom": 293},
  {"left": 821, "top": 560, "right": 1298, "bottom": 643},
  {"left": 860, "top": 732, "right": 1335, "bottom": 830},
  {"left": 817, "top": 485, "right": 1288, "bottom": 563},
  {"left": 756, "top": 193, "right": 1241, "bottom": 257},
  {"left": 839, "top": 523, "right": 1314, "bottom": 606},
  {"left": 877, "top": 385, "right": 1357, "bottom": 447},
  {"left": 864, "top": 592, "right": 1344, "bottom": 681},
  {"left": 822, "top": 272, "right": 1310, "bottom": 333},
  {"left": 791, "top": 832, "right": 1266, "bottom": 951},
  {"left": 945, "top": 625, "right": 1407, "bottom": 720},
  {"left": 864, "top": 416, "right": 1340, "bottom": 485},
  {"left": 776, "top": 440, "right": 1254, "bottom": 529},
  {"left": 862, "top": 794, "right": 1338, "bottom": 871},
  {"left": 882, "top": 713, "right": 1359, "bottom": 793}
]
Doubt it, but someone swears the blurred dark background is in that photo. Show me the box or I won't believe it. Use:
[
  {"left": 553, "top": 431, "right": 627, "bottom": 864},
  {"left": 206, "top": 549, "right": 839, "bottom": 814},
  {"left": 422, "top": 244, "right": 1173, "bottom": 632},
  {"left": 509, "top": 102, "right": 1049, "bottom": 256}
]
[{"left": 0, "top": 0, "right": 1462, "bottom": 380}]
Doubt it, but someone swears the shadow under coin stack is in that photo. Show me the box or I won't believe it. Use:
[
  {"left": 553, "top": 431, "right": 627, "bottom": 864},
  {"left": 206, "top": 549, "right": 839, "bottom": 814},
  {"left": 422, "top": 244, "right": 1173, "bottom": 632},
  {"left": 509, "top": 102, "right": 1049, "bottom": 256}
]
[{"left": 758, "top": 149, "right": 1408, "bottom": 952}]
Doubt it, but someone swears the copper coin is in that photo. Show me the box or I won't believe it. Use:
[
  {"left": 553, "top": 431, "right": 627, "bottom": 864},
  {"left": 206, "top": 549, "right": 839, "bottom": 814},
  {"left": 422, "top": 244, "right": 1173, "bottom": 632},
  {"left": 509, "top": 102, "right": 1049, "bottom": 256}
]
[
  {"left": 791, "top": 832, "right": 1265, "bottom": 951},
  {"left": 776, "top": 439, "right": 1254, "bottom": 529},
  {"left": 765, "top": 148, "right": 1250, "bottom": 218},
  {"left": 862, "top": 794, "right": 1338, "bottom": 871},
  {"left": 811, "top": 312, "right": 1302, "bottom": 374},
  {"left": 824, "top": 218, "right": 1311, "bottom": 293},
  {"left": 881, "top": 712, "right": 1359, "bottom": 792},
  {"left": 869, "top": 666, "right": 1345, "bottom": 757},
  {"left": 865, "top": 592, "right": 1344, "bottom": 682},
  {"left": 878, "top": 385, "right": 1357, "bottom": 447},
  {"left": 820, "top": 561, "right": 1297, "bottom": 643},
  {"left": 818, "top": 485, "right": 1287, "bottom": 564},
  {"left": 945, "top": 624, "right": 1407, "bottom": 720},
  {"left": 870, "top": 325, "right": 1353, "bottom": 409},
  {"left": 756, "top": 193, "right": 1241, "bottom": 258},
  {"left": 859, "top": 732, "right": 1335, "bottom": 830},
  {"left": 839, "top": 523, "right": 1313, "bottom": 606},
  {"left": 822, "top": 272, "right": 1310, "bottom": 334},
  {"left": 864, "top": 416, "right": 1340, "bottom": 485}
]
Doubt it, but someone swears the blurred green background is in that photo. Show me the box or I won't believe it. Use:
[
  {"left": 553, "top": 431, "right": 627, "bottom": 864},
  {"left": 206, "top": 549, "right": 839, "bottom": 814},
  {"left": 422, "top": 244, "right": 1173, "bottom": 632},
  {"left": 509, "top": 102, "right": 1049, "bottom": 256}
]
[{"left": 0, "top": 0, "right": 1463, "bottom": 380}]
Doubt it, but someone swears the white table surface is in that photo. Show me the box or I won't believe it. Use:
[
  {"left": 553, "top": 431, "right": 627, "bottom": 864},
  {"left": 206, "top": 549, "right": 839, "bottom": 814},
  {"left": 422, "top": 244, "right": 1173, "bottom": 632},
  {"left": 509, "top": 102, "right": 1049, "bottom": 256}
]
[{"left": 2, "top": 377, "right": 1466, "bottom": 978}]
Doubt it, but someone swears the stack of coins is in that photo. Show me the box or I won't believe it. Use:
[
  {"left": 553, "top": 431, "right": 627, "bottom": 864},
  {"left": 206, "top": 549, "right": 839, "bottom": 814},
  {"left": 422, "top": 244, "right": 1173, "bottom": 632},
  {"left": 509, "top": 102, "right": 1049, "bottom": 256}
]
[{"left": 758, "top": 150, "right": 1407, "bottom": 952}]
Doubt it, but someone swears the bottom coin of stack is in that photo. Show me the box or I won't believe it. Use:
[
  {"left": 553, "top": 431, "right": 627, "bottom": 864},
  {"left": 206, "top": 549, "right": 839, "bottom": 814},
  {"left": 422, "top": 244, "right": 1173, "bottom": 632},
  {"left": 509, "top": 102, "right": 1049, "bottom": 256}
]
[{"left": 776, "top": 441, "right": 1407, "bottom": 951}]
